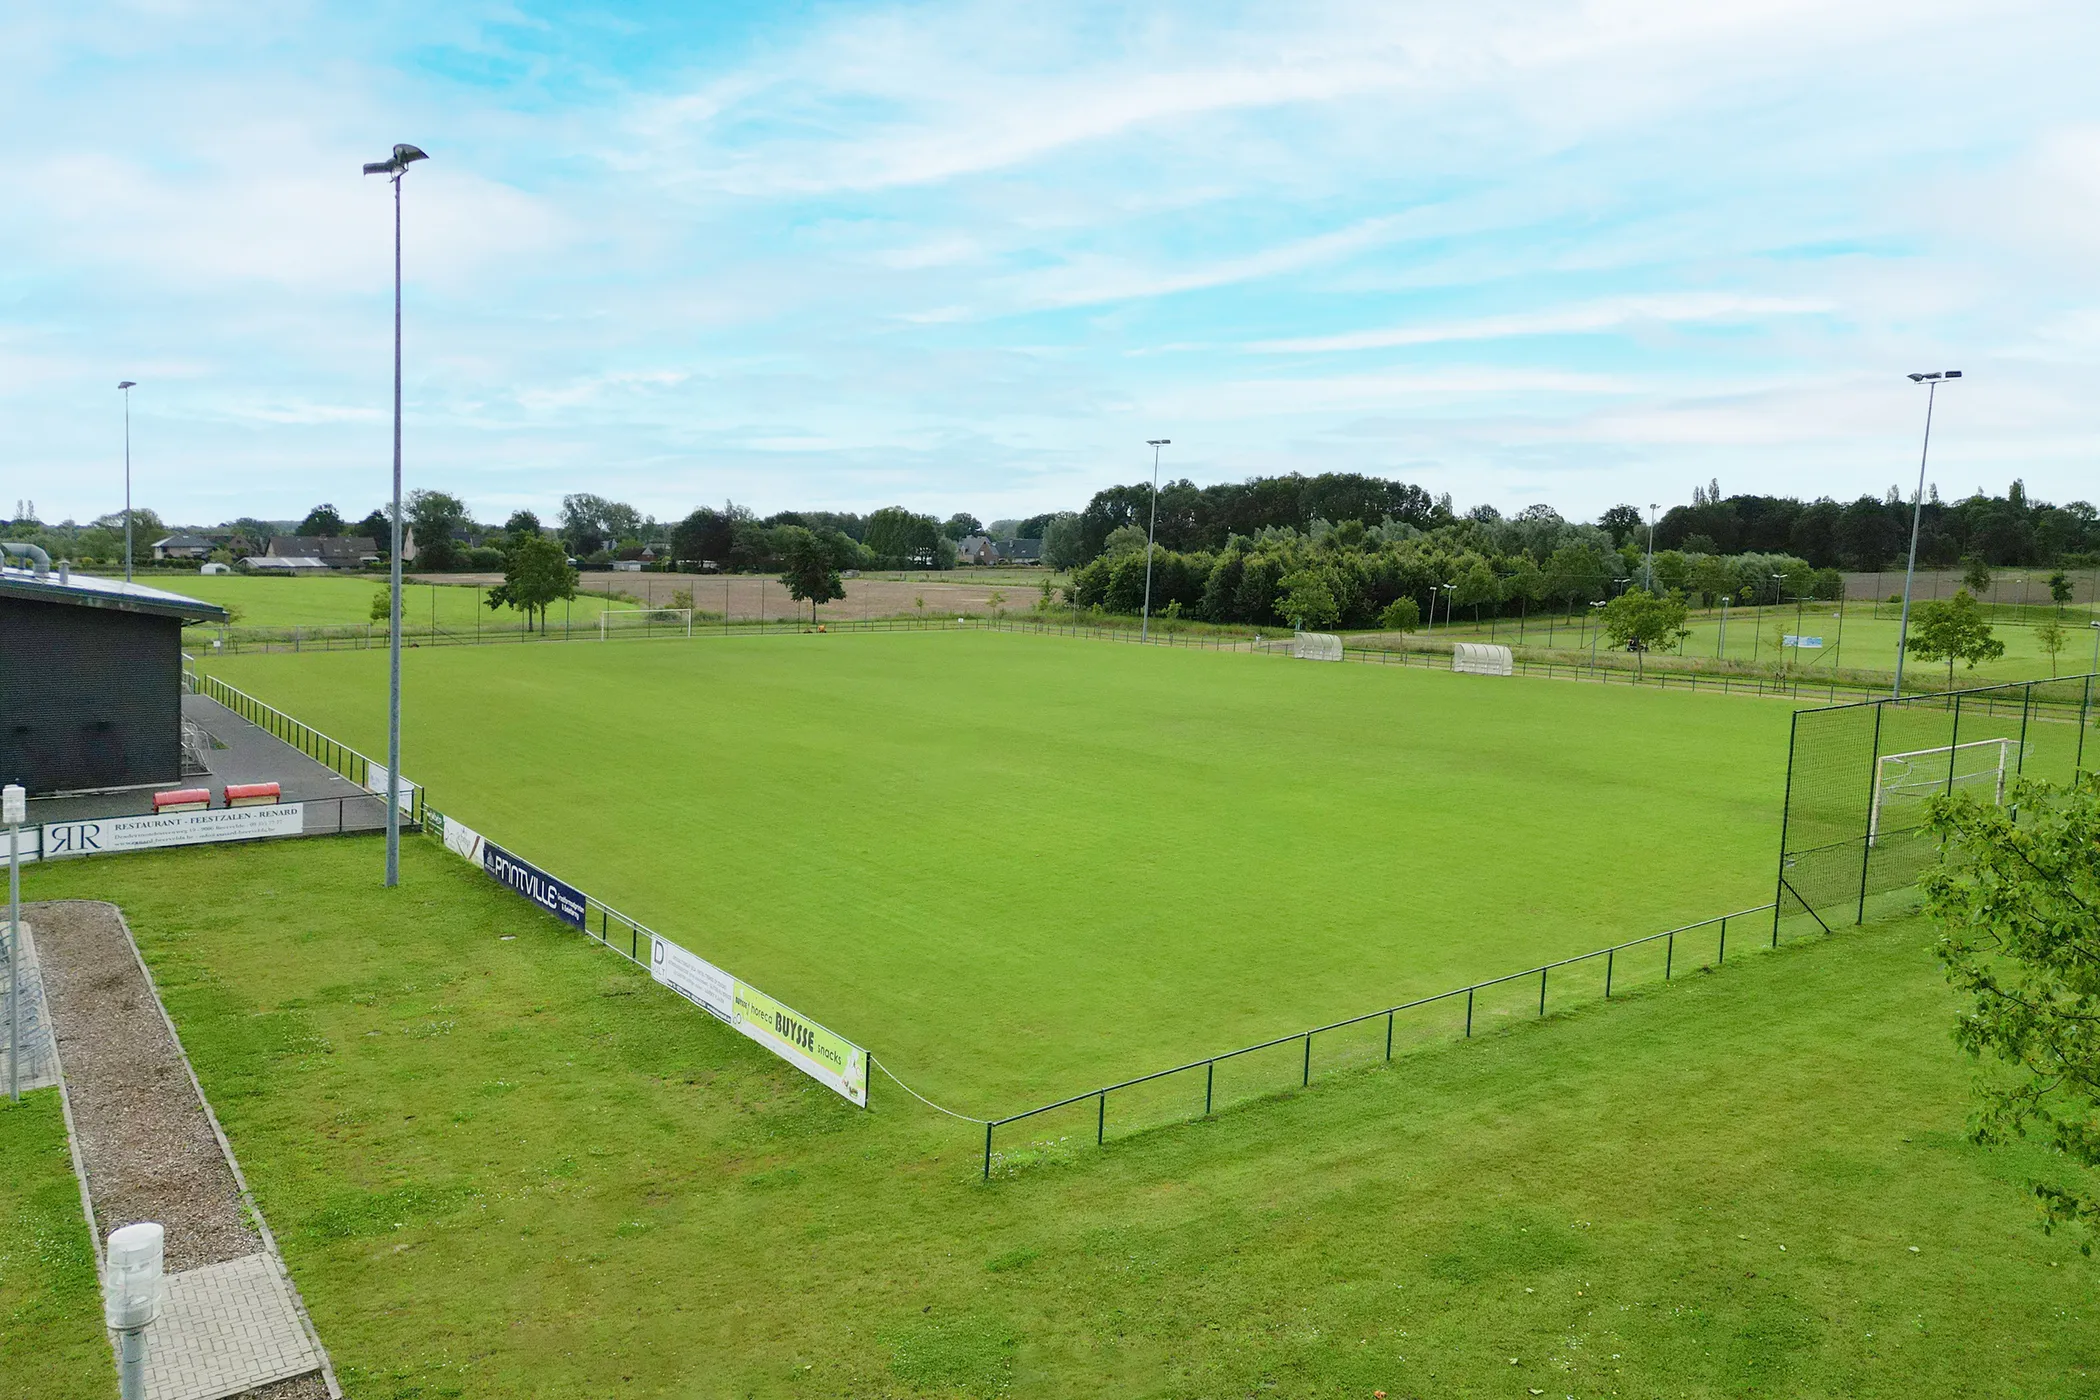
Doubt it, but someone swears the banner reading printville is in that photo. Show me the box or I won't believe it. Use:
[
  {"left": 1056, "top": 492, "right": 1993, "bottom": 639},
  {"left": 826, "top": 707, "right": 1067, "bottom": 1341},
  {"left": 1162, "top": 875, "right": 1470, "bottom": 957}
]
[{"left": 650, "top": 934, "right": 866, "bottom": 1106}]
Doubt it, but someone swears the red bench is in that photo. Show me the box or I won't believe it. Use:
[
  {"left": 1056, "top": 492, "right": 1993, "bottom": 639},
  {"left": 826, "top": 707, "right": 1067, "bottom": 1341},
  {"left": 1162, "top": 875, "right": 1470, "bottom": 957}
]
[
  {"left": 152, "top": 788, "right": 212, "bottom": 813},
  {"left": 223, "top": 782, "right": 282, "bottom": 808}
]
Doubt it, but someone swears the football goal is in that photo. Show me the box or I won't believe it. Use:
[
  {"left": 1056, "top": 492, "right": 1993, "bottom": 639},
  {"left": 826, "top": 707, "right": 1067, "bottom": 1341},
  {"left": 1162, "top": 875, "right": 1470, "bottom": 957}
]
[
  {"left": 1867, "top": 737, "right": 2014, "bottom": 846},
  {"left": 1452, "top": 642, "right": 1514, "bottom": 676},
  {"left": 599, "top": 608, "right": 694, "bottom": 640},
  {"left": 1292, "top": 631, "right": 1344, "bottom": 662}
]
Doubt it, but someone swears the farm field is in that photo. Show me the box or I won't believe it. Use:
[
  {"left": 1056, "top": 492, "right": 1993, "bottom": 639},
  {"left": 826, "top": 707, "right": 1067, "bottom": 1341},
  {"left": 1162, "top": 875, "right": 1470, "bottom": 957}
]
[
  {"left": 206, "top": 629, "right": 1793, "bottom": 1111},
  {"left": 133, "top": 572, "right": 627, "bottom": 633},
  {"left": 1427, "top": 599, "right": 2100, "bottom": 683},
  {"left": 14, "top": 839, "right": 2100, "bottom": 1397}
]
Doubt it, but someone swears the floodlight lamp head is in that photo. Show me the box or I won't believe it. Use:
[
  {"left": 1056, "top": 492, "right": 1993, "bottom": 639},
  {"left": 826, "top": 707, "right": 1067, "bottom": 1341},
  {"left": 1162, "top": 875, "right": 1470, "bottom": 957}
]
[
  {"left": 1908, "top": 373, "right": 1928, "bottom": 382},
  {"left": 363, "top": 144, "right": 430, "bottom": 176},
  {"left": 1944, "top": 370, "right": 1962, "bottom": 378},
  {"left": 117, "top": 380, "right": 136, "bottom": 390},
  {"left": 1147, "top": 438, "right": 1170, "bottom": 446}
]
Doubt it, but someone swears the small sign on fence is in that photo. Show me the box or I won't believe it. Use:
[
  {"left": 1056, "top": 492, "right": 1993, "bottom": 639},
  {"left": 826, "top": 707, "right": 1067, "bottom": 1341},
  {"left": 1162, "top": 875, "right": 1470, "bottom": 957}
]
[
  {"left": 481, "top": 840, "right": 587, "bottom": 928},
  {"left": 1781, "top": 635, "right": 1824, "bottom": 648},
  {"left": 38, "top": 804, "right": 306, "bottom": 861},
  {"left": 649, "top": 934, "right": 866, "bottom": 1104}
]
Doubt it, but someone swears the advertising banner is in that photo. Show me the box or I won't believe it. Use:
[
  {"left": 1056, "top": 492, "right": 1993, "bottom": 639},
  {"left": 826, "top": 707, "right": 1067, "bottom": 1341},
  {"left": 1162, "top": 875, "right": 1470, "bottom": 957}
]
[
  {"left": 481, "top": 840, "right": 586, "bottom": 928},
  {"left": 438, "top": 812, "right": 485, "bottom": 866},
  {"left": 1781, "top": 635, "right": 1824, "bottom": 649},
  {"left": 649, "top": 936, "right": 735, "bottom": 1023},
  {"left": 40, "top": 804, "right": 305, "bottom": 859},
  {"left": 364, "top": 762, "right": 420, "bottom": 815},
  {"left": 3, "top": 825, "right": 42, "bottom": 866},
  {"left": 650, "top": 934, "right": 866, "bottom": 1106}
]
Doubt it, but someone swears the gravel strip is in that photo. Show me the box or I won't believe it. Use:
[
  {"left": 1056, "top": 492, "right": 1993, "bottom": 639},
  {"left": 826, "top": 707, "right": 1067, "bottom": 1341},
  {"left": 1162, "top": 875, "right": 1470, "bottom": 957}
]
[{"left": 31, "top": 899, "right": 259, "bottom": 1272}]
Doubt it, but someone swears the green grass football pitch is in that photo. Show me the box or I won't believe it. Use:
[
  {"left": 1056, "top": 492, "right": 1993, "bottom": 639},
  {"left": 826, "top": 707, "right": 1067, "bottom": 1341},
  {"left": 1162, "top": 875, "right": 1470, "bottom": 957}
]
[
  {"left": 15, "top": 839, "right": 2100, "bottom": 1397},
  {"left": 154, "top": 573, "right": 628, "bottom": 632},
  {"left": 207, "top": 629, "right": 1796, "bottom": 1112}
]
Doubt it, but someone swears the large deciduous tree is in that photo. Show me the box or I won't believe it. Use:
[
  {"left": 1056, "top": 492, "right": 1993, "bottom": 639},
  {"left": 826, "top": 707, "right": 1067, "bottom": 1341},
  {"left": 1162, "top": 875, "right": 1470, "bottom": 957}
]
[
  {"left": 485, "top": 534, "right": 577, "bottom": 631},
  {"left": 407, "top": 489, "right": 470, "bottom": 571},
  {"left": 1905, "top": 589, "right": 2006, "bottom": 689},
  {"left": 777, "top": 527, "right": 846, "bottom": 623},
  {"left": 1598, "top": 587, "right": 1691, "bottom": 678},
  {"left": 1925, "top": 772, "right": 2100, "bottom": 1250},
  {"left": 298, "top": 503, "right": 345, "bottom": 537}
]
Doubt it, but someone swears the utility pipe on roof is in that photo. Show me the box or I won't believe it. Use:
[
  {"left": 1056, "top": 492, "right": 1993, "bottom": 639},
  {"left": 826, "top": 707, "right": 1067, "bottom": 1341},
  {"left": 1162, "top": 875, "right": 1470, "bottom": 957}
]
[{"left": 0, "top": 542, "right": 51, "bottom": 575}]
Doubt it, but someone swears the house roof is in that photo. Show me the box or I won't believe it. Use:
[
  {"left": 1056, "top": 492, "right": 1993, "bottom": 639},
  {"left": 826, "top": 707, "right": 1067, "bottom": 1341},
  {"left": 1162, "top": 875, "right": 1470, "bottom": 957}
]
[
  {"left": 267, "top": 535, "right": 378, "bottom": 558},
  {"left": 153, "top": 533, "right": 216, "bottom": 549},
  {"left": 243, "top": 555, "right": 330, "bottom": 570},
  {"left": 0, "top": 564, "right": 229, "bottom": 622}
]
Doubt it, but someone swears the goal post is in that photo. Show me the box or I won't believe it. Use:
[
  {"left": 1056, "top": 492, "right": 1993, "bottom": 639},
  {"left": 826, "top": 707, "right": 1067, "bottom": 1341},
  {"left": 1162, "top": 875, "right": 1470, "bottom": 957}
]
[
  {"left": 598, "top": 608, "right": 694, "bottom": 640},
  {"left": 1291, "top": 631, "right": 1343, "bottom": 662},
  {"left": 1867, "top": 737, "right": 2014, "bottom": 846}
]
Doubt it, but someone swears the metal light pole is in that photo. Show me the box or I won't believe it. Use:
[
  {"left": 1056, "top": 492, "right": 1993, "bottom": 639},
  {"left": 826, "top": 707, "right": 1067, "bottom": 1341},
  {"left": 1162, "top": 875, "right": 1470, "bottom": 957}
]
[
  {"left": 1139, "top": 439, "right": 1170, "bottom": 642},
  {"left": 5, "top": 783, "right": 22, "bottom": 1102},
  {"left": 118, "top": 381, "right": 137, "bottom": 583},
  {"left": 364, "top": 143, "right": 429, "bottom": 888},
  {"left": 1893, "top": 370, "right": 1961, "bottom": 697},
  {"left": 1644, "top": 503, "right": 1658, "bottom": 591}
]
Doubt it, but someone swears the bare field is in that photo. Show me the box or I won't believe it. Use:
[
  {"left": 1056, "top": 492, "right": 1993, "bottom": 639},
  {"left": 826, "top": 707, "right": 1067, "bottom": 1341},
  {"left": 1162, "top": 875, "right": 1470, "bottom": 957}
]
[{"left": 421, "top": 568, "right": 1063, "bottom": 622}]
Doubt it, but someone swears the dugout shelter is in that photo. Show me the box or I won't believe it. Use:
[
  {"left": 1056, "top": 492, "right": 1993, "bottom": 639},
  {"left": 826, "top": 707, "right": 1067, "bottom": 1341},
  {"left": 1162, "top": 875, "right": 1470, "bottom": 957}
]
[{"left": 0, "top": 554, "right": 227, "bottom": 794}]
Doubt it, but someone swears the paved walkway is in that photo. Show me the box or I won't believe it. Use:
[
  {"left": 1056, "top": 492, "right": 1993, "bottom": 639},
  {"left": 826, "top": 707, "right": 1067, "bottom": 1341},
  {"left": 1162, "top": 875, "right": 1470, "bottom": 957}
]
[
  {"left": 0, "top": 921, "right": 57, "bottom": 1093},
  {"left": 142, "top": 1253, "right": 322, "bottom": 1400}
]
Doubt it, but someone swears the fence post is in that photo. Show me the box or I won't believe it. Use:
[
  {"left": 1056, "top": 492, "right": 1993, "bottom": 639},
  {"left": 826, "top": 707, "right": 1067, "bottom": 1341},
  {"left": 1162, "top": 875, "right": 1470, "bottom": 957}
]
[
  {"left": 1538, "top": 967, "right": 1547, "bottom": 1016},
  {"left": 1773, "top": 709, "right": 1802, "bottom": 941},
  {"left": 1858, "top": 702, "right": 1884, "bottom": 925},
  {"left": 1605, "top": 948, "right": 1613, "bottom": 998},
  {"left": 1097, "top": 1093, "right": 1106, "bottom": 1145},
  {"left": 1385, "top": 1010, "right": 1394, "bottom": 1059},
  {"left": 1302, "top": 1033, "right": 1312, "bottom": 1086},
  {"left": 1665, "top": 932, "right": 1674, "bottom": 980},
  {"left": 1718, "top": 916, "right": 1727, "bottom": 965},
  {"left": 983, "top": 1121, "right": 992, "bottom": 1181},
  {"left": 1465, "top": 988, "right": 1474, "bottom": 1037},
  {"left": 1205, "top": 1061, "right": 1214, "bottom": 1116}
]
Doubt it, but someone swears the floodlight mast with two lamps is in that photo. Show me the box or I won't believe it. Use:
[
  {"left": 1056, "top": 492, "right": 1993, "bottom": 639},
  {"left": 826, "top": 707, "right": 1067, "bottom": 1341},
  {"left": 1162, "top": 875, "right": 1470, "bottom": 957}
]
[{"left": 363, "top": 144, "right": 429, "bottom": 177}]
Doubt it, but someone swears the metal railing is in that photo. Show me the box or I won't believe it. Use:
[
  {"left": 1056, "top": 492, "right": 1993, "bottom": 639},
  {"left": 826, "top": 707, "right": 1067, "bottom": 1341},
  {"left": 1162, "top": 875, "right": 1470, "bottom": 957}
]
[
  {"left": 978, "top": 903, "right": 1776, "bottom": 1178},
  {"left": 182, "top": 665, "right": 422, "bottom": 826}
]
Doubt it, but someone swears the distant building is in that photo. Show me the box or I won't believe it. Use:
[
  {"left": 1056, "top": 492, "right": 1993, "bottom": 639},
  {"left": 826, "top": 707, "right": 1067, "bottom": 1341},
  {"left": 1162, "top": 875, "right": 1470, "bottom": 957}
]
[
  {"left": 0, "top": 560, "right": 227, "bottom": 793},
  {"left": 994, "top": 539, "right": 1043, "bottom": 565},
  {"left": 265, "top": 536, "right": 379, "bottom": 569},
  {"left": 151, "top": 533, "right": 216, "bottom": 561},
  {"left": 242, "top": 556, "right": 331, "bottom": 574},
  {"left": 956, "top": 534, "right": 997, "bottom": 566},
  {"left": 199, "top": 561, "right": 233, "bottom": 575}
]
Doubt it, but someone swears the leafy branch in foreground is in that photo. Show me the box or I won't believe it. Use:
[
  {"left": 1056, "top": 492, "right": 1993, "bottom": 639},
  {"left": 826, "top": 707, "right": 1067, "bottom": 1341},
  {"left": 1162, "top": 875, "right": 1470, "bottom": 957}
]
[{"left": 1924, "top": 771, "right": 2100, "bottom": 1248}]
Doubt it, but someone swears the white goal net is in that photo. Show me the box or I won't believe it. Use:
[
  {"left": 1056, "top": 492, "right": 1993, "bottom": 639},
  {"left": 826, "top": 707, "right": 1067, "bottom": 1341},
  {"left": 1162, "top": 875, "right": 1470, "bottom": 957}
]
[
  {"left": 1292, "top": 631, "right": 1343, "bottom": 662},
  {"left": 599, "top": 607, "right": 694, "bottom": 639},
  {"left": 1452, "top": 642, "right": 1514, "bottom": 676},
  {"left": 1868, "top": 737, "right": 2014, "bottom": 846}
]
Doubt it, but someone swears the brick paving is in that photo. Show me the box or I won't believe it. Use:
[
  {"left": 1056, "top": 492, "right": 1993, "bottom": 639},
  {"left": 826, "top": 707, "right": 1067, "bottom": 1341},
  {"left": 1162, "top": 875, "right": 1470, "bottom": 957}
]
[
  {"left": 140, "top": 1252, "right": 321, "bottom": 1400},
  {"left": 0, "top": 920, "right": 58, "bottom": 1093}
]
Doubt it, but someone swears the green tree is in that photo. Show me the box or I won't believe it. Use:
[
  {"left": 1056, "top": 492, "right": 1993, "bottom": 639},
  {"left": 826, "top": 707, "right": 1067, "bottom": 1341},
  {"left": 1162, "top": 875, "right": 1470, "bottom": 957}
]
[
  {"left": 1275, "top": 569, "right": 1340, "bottom": 630},
  {"left": 504, "top": 509, "right": 542, "bottom": 540},
  {"left": 777, "top": 527, "right": 845, "bottom": 624},
  {"left": 298, "top": 503, "right": 345, "bottom": 536},
  {"left": 864, "top": 506, "right": 943, "bottom": 567},
  {"left": 1962, "top": 556, "right": 1994, "bottom": 595},
  {"left": 1452, "top": 561, "right": 1500, "bottom": 624},
  {"left": 369, "top": 587, "right": 391, "bottom": 625},
  {"left": 2048, "top": 572, "right": 2074, "bottom": 608},
  {"left": 2035, "top": 621, "right": 2068, "bottom": 676},
  {"left": 485, "top": 534, "right": 576, "bottom": 632},
  {"left": 1377, "top": 596, "right": 1421, "bottom": 631},
  {"left": 942, "top": 513, "right": 982, "bottom": 541},
  {"left": 1906, "top": 589, "right": 2006, "bottom": 689},
  {"left": 408, "top": 489, "right": 470, "bottom": 571},
  {"left": 1041, "top": 513, "right": 1086, "bottom": 570},
  {"left": 1598, "top": 587, "right": 1691, "bottom": 678},
  {"left": 1924, "top": 772, "right": 2100, "bottom": 1249},
  {"left": 1102, "top": 524, "right": 1149, "bottom": 559}
]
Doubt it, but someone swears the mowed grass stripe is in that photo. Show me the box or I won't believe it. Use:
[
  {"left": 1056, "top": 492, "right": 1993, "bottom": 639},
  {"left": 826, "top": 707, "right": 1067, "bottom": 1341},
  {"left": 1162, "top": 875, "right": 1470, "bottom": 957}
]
[{"left": 209, "top": 629, "right": 1793, "bottom": 1105}]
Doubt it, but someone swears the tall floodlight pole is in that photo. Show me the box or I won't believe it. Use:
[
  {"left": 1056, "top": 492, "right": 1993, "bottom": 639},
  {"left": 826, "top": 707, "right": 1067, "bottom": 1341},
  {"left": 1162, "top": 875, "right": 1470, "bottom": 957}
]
[
  {"left": 118, "top": 382, "right": 137, "bottom": 583},
  {"left": 364, "top": 143, "right": 429, "bottom": 888},
  {"left": 5, "top": 784, "right": 22, "bottom": 1102},
  {"left": 1645, "top": 503, "right": 1658, "bottom": 591},
  {"left": 1140, "top": 439, "right": 1170, "bottom": 642},
  {"left": 1893, "top": 370, "right": 1961, "bottom": 697}
]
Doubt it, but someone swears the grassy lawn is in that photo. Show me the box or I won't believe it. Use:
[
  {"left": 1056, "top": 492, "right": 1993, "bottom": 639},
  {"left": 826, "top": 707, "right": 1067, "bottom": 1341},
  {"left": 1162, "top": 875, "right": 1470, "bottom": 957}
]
[
  {"left": 205, "top": 630, "right": 1794, "bottom": 1110},
  {"left": 15, "top": 836, "right": 2100, "bottom": 1397},
  {"left": 0, "top": 1089, "right": 107, "bottom": 1399},
  {"left": 141, "top": 574, "right": 629, "bottom": 633},
  {"left": 1431, "top": 599, "right": 2100, "bottom": 683}
]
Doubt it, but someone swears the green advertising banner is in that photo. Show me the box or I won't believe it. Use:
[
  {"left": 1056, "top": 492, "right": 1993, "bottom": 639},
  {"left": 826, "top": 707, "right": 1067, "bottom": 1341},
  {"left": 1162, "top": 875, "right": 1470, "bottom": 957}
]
[{"left": 730, "top": 978, "right": 867, "bottom": 1107}]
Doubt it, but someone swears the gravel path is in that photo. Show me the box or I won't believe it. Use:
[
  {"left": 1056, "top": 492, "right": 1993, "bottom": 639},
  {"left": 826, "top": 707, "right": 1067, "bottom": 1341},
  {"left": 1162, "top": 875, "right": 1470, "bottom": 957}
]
[{"left": 32, "top": 899, "right": 259, "bottom": 1273}]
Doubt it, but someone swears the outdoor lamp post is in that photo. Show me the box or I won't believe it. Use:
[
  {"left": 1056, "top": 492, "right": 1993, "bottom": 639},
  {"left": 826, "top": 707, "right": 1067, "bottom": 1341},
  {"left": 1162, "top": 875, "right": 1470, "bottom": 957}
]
[
  {"left": 1140, "top": 439, "right": 1170, "bottom": 643},
  {"left": 1588, "top": 599, "right": 1607, "bottom": 671},
  {"left": 104, "top": 1222, "right": 164, "bottom": 1400},
  {"left": 1645, "top": 503, "right": 1658, "bottom": 591},
  {"left": 117, "top": 381, "right": 136, "bottom": 583},
  {"left": 363, "top": 142, "right": 428, "bottom": 889},
  {"left": 1894, "top": 370, "right": 1962, "bottom": 697}
]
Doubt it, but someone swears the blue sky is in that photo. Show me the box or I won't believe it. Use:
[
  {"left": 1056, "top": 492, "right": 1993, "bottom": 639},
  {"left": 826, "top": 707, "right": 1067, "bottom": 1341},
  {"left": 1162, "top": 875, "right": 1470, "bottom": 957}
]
[{"left": 5, "top": 0, "right": 2097, "bottom": 529}]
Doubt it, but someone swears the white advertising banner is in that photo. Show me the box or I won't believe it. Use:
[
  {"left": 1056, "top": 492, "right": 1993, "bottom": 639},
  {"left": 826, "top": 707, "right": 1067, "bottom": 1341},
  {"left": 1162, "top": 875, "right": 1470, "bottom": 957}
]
[
  {"left": 3, "top": 824, "right": 42, "bottom": 866},
  {"left": 650, "top": 934, "right": 866, "bottom": 1106},
  {"left": 439, "top": 812, "right": 485, "bottom": 865},
  {"left": 40, "top": 804, "right": 305, "bottom": 859},
  {"left": 649, "top": 935, "right": 735, "bottom": 1023},
  {"left": 364, "top": 762, "right": 420, "bottom": 815}
]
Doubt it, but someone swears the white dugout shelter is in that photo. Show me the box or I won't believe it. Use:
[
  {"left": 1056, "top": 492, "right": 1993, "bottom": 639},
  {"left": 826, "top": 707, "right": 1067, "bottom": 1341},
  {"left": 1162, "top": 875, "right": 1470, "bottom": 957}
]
[{"left": 1452, "top": 642, "right": 1514, "bottom": 676}]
